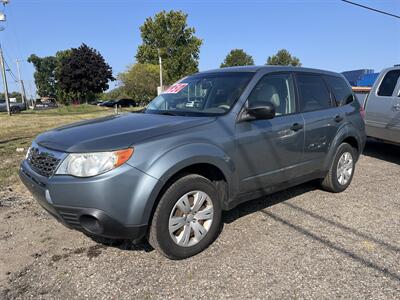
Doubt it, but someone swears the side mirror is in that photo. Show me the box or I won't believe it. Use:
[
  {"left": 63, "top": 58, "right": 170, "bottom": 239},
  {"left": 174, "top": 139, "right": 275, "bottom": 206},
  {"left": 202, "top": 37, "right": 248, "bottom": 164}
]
[{"left": 241, "top": 103, "right": 276, "bottom": 121}]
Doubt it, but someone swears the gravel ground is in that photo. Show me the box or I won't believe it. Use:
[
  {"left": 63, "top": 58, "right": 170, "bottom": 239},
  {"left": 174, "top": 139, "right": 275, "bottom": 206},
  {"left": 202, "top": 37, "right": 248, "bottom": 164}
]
[{"left": 0, "top": 141, "right": 399, "bottom": 299}]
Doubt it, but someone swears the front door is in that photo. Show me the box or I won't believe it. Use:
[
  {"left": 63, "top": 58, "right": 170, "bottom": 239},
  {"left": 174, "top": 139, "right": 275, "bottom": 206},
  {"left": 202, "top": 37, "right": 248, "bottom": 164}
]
[
  {"left": 235, "top": 73, "right": 304, "bottom": 194},
  {"left": 365, "top": 69, "right": 400, "bottom": 143},
  {"left": 390, "top": 92, "right": 400, "bottom": 143}
]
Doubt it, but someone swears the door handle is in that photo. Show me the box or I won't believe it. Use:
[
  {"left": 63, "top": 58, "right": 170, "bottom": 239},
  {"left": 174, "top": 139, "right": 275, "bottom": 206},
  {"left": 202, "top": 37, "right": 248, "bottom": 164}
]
[
  {"left": 393, "top": 104, "right": 400, "bottom": 111},
  {"left": 290, "top": 123, "right": 303, "bottom": 132},
  {"left": 334, "top": 115, "right": 344, "bottom": 122}
]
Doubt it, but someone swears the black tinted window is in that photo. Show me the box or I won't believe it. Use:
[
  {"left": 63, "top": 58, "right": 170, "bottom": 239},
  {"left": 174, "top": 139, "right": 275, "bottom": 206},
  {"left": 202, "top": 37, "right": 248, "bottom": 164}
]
[
  {"left": 324, "top": 75, "right": 353, "bottom": 105},
  {"left": 378, "top": 70, "right": 400, "bottom": 97},
  {"left": 296, "top": 74, "right": 332, "bottom": 112}
]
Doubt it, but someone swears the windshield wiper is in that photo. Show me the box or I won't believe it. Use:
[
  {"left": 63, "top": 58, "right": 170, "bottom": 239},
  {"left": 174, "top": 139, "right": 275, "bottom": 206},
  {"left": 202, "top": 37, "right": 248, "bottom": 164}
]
[{"left": 158, "top": 111, "right": 179, "bottom": 116}]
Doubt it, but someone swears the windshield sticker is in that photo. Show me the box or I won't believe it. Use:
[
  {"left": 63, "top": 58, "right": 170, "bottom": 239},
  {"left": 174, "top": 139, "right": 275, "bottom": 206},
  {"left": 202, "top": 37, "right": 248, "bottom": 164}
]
[{"left": 163, "top": 83, "right": 188, "bottom": 94}]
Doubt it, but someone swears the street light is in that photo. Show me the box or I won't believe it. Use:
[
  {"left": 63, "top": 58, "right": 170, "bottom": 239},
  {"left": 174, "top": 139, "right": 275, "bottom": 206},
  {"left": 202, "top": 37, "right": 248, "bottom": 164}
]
[{"left": 157, "top": 48, "right": 163, "bottom": 95}]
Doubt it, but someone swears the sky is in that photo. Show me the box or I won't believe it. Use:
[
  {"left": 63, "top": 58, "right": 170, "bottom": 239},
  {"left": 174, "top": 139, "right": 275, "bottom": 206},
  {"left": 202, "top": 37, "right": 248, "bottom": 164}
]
[{"left": 1, "top": 0, "right": 399, "bottom": 98}]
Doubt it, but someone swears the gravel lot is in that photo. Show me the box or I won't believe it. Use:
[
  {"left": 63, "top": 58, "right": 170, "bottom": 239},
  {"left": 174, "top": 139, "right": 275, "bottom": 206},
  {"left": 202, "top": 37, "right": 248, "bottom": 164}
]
[{"left": 0, "top": 140, "right": 399, "bottom": 299}]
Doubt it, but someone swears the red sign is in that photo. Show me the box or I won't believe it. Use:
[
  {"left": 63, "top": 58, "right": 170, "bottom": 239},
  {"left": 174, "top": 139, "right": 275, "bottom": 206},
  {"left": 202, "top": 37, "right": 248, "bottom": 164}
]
[{"left": 163, "top": 83, "right": 188, "bottom": 94}]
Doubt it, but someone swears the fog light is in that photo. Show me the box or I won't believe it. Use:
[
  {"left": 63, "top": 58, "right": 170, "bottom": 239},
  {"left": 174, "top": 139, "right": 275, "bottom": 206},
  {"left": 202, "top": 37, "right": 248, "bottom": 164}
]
[{"left": 80, "top": 215, "right": 103, "bottom": 234}]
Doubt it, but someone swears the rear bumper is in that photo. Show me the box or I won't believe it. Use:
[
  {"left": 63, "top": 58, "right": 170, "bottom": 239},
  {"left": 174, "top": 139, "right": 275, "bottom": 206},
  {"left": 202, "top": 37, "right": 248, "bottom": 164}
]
[{"left": 19, "top": 159, "right": 158, "bottom": 240}]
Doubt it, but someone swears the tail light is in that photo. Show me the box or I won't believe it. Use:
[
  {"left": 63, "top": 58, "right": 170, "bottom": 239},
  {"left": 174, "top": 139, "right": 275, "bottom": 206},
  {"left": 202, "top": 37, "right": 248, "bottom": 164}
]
[{"left": 359, "top": 106, "right": 366, "bottom": 120}]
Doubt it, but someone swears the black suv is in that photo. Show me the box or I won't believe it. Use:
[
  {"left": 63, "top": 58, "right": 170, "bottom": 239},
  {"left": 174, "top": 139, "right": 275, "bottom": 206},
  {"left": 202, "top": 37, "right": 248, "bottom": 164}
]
[{"left": 101, "top": 98, "right": 136, "bottom": 108}]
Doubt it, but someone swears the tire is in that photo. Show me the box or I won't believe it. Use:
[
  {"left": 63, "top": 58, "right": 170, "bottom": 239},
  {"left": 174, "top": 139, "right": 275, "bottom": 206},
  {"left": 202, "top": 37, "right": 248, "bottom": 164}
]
[
  {"left": 321, "top": 142, "right": 356, "bottom": 193},
  {"left": 148, "top": 174, "right": 222, "bottom": 259}
]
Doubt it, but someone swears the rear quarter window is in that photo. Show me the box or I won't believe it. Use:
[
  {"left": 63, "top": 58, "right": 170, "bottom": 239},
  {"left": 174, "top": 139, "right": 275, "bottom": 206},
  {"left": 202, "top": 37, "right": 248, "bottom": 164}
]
[
  {"left": 377, "top": 70, "right": 400, "bottom": 97},
  {"left": 324, "top": 75, "right": 353, "bottom": 106}
]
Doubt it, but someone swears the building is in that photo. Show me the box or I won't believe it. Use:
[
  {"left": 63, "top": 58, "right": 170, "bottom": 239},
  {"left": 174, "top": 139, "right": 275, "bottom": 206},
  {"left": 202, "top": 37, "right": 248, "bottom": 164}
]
[{"left": 341, "top": 69, "right": 379, "bottom": 87}]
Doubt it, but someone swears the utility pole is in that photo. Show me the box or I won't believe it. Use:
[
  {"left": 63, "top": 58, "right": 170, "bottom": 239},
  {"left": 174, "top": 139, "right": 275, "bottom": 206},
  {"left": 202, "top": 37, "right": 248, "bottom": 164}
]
[
  {"left": 0, "top": 46, "right": 10, "bottom": 115},
  {"left": 16, "top": 59, "right": 27, "bottom": 107},
  {"left": 0, "top": 0, "right": 10, "bottom": 115}
]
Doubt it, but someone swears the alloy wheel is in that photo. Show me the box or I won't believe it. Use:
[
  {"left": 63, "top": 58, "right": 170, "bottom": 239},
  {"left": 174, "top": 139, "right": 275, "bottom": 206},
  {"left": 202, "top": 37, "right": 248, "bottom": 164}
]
[{"left": 337, "top": 151, "right": 353, "bottom": 185}]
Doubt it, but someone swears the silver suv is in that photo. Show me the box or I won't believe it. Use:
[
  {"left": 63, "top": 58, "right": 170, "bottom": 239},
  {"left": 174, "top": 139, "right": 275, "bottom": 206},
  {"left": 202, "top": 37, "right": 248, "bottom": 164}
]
[{"left": 20, "top": 66, "right": 366, "bottom": 259}]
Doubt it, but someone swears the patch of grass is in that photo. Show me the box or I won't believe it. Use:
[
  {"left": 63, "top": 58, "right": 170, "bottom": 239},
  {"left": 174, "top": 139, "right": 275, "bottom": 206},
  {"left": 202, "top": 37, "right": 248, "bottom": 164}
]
[
  {"left": 21, "top": 104, "right": 108, "bottom": 115},
  {"left": 0, "top": 105, "right": 142, "bottom": 188}
]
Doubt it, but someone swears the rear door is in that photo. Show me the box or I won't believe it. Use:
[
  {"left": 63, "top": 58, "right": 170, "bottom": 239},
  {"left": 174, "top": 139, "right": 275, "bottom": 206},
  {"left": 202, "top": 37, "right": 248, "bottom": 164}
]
[
  {"left": 295, "top": 73, "right": 344, "bottom": 174},
  {"left": 365, "top": 69, "right": 400, "bottom": 143}
]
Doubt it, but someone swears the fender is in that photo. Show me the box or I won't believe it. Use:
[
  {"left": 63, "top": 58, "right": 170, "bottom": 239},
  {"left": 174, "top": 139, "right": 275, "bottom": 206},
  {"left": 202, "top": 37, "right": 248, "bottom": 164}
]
[
  {"left": 322, "top": 125, "right": 349, "bottom": 171},
  {"left": 347, "top": 126, "right": 366, "bottom": 157},
  {"left": 137, "top": 143, "right": 235, "bottom": 225},
  {"left": 322, "top": 124, "right": 364, "bottom": 171}
]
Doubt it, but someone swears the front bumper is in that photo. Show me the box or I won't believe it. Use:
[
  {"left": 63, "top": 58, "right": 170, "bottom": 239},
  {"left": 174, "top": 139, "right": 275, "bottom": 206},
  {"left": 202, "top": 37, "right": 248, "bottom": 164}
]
[{"left": 19, "top": 159, "right": 159, "bottom": 240}]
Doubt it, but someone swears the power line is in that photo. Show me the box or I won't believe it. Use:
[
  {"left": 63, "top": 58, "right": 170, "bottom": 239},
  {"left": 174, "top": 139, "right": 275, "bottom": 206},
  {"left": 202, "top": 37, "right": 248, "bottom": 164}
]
[
  {"left": 3, "top": 57, "right": 17, "bottom": 82},
  {"left": 340, "top": 0, "right": 400, "bottom": 19}
]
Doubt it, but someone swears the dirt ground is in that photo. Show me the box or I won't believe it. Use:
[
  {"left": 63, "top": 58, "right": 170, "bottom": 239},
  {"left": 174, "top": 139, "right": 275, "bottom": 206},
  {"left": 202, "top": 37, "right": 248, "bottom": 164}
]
[{"left": 0, "top": 139, "right": 399, "bottom": 299}]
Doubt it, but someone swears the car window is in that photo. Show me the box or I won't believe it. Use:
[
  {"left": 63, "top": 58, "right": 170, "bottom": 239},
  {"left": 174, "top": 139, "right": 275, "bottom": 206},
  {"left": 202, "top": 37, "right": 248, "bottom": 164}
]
[
  {"left": 247, "top": 73, "right": 296, "bottom": 116},
  {"left": 296, "top": 74, "right": 332, "bottom": 112},
  {"left": 324, "top": 75, "right": 353, "bottom": 106},
  {"left": 377, "top": 70, "right": 400, "bottom": 97}
]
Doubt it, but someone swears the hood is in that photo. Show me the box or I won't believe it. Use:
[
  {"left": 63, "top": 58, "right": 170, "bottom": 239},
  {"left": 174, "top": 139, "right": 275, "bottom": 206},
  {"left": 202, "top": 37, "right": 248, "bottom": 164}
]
[{"left": 35, "top": 113, "right": 215, "bottom": 152}]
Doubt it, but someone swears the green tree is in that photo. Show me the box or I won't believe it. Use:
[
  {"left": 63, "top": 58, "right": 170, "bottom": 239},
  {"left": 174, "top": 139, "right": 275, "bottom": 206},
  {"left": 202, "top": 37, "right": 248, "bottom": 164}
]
[
  {"left": 57, "top": 43, "right": 114, "bottom": 103},
  {"left": 266, "top": 49, "right": 301, "bottom": 66},
  {"left": 136, "top": 10, "right": 202, "bottom": 84},
  {"left": 27, "top": 54, "right": 58, "bottom": 97},
  {"left": 220, "top": 49, "right": 254, "bottom": 68},
  {"left": 100, "top": 87, "right": 128, "bottom": 101},
  {"left": 119, "top": 63, "right": 159, "bottom": 106},
  {"left": 54, "top": 49, "right": 73, "bottom": 104}
]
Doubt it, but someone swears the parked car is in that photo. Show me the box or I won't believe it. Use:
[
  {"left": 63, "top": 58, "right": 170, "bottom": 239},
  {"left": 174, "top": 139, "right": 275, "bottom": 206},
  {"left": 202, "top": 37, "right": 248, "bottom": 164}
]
[
  {"left": 99, "top": 98, "right": 136, "bottom": 108},
  {"left": 0, "top": 99, "right": 26, "bottom": 113},
  {"left": 19, "top": 66, "right": 366, "bottom": 259},
  {"left": 88, "top": 100, "right": 103, "bottom": 105},
  {"left": 34, "top": 98, "right": 58, "bottom": 110},
  {"left": 97, "top": 100, "right": 113, "bottom": 107},
  {"left": 364, "top": 66, "right": 400, "bottom": 144}
]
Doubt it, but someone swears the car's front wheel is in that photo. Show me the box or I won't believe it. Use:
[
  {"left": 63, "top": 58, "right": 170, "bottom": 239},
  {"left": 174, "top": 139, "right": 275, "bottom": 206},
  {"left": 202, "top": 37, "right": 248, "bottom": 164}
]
[
  {"left": 148, "top": 174, "right": 221, "bottom": 259},
  {"left": 321, "top": 142, "right": 356, "bottom": 192}
]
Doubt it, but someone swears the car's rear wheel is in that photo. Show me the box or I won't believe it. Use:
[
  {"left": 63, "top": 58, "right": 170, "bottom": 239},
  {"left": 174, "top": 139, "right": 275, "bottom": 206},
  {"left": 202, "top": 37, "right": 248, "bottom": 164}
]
[
  {"left": 321, "top": 142, "right": 356, "bottom": 193},
  {"left": 148, "top": 174, "right": 221, "bottom": 259}
]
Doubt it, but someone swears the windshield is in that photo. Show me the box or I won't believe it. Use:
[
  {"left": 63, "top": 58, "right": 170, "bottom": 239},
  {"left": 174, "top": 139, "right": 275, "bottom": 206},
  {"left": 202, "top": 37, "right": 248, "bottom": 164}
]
[{"left": 145, "top": 72, "right": 254, "bottom": 116}]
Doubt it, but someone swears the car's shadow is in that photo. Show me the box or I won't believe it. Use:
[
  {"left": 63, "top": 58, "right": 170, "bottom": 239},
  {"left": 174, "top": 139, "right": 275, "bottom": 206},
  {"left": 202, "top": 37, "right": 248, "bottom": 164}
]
[
  {"left": 222, "top": 182, "right": 316, "bottom": 224},
  {"left": 362, "top": 139, "right": 400, "bottom": 165},
  {"left": 91, "top": 182, "right": 317, "bottom": 253}
]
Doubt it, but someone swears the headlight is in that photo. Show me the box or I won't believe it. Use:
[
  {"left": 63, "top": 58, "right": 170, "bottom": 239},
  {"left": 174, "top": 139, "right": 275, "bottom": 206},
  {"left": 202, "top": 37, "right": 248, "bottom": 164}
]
[
  {"left": 25, "top": 147, "right": 32, "bottom": 159},
  {"left": 56, "top": 148, "right": 134, "bottom": 177}
]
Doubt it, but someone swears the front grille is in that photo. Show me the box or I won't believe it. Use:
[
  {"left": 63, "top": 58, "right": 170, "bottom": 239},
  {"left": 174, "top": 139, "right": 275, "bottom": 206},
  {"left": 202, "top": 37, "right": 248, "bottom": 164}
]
[{"left": 27, "top": 146, "right": 61, "bottom": 177}]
